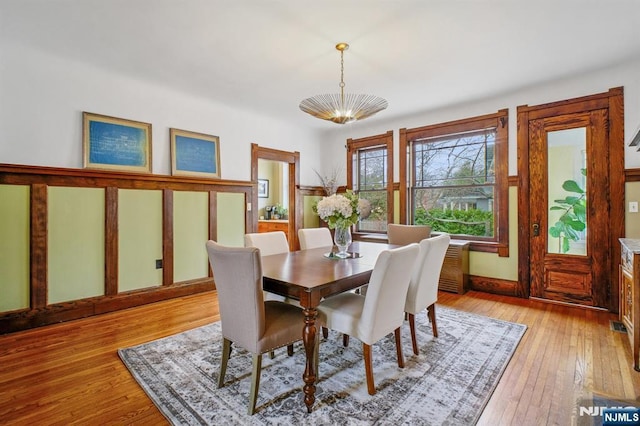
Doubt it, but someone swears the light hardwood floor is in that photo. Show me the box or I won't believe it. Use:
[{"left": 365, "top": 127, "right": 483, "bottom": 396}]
[{"left": 1, "top": 290, "right": 638, "bottom": 425}]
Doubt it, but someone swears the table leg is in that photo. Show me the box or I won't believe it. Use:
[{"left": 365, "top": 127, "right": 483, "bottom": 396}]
[{"left": 302, "top": 306, "right": 317, "bottom": 413}]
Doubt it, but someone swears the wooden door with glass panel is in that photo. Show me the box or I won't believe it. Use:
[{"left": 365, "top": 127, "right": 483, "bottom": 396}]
[{"left": 528, "top": 110, "right": 610, "bottom": 307}]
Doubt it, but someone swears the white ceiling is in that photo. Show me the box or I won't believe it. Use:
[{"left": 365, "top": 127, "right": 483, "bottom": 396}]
[{"left": 3, "top": 0, "right": 640, "bottom": 130}]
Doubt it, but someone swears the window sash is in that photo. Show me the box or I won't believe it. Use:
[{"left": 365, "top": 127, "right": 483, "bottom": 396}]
[
  {"left": 357, "top": 147, "right": 387, "bottom": 191},
  {"left": 409, "top": 128, "right": 497, "bottom": 239}
]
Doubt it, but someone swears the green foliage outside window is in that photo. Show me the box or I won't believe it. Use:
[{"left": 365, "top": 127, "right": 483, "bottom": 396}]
[{"left": 414, "top": 207, "right": 493, "bottom": 237}]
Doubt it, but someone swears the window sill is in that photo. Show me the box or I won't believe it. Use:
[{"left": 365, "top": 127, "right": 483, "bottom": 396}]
[{"left": 353, "top": 232, "right": 509, "bottom": 257}]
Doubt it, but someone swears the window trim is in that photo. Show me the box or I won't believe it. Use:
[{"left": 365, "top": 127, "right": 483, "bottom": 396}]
[
  {"left": 399, "top": 110, "right": 509, "bottom": 256},
  {"left": 346, "top": 130, "right": 394, "bottom": 234}
]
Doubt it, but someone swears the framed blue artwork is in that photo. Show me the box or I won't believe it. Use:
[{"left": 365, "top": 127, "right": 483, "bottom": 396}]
[
  {"left": 83, "top": 112, "right": 152, "bottom": 173},
  {"left": 170, "top": 128, "right": 220, "bottom": 178}
]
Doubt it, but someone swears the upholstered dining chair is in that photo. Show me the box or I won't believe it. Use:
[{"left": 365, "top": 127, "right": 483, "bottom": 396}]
[
  {"left": 298, "top": 227, "right": 333, "bottom": 250},
  {"left": 244, "top": 231, "right": 291, "bottom": 302},
  {"left": 405, "top": 234, "right": 450, "bottom": 355},
  {"left": 244, "top": 231, "right": 289, "bottom": 256},
  {"left": 244, "top": 230, "right": 298, "bottom": 356},
  {"left": 316, "top": 243, "right": 419, "bottom": 395},
  {"left": 387, "top": 223, "right": 432, "bottom": 246},
  {"left": 205, "top": 240, "right": 302, "bottom": 415},
  {"left": 298, "top": 226, "right": 343, "bottom": 343}
]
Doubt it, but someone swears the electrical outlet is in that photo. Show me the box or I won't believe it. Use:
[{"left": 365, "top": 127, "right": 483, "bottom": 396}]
[
  {"left": 155, "top": 259, "right": 163, "bottom": 269},
  {"left": 630, "top": 201, "right": 639, "bottom": 213}
]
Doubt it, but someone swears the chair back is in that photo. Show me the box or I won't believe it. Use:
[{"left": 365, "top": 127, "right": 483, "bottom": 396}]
[
  {"left": 206, "top": 240, "right": 265, "bottom": 352},
  {"left": 298, "top": 227, "right": 333, "bottom": 250},
  {"left": 244, "top": 231, "right": 289, "bottom": 256},
  {"left": 405, "top": 234, "right": 450, "bottom": 314},
  {"left": 387, "top": 224, "right": 431, "bottom": 246},
  {"left": 359, "top": 243, "right": 419, "bottom": 343}
]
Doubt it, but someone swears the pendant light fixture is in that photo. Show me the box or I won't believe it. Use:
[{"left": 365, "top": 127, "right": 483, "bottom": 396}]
[{"left": 299, "top": 43, "right": 388, "bottom": 124}]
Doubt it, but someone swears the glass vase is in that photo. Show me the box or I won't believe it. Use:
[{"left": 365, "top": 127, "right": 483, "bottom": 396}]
[{"left": 333, "top": 226, "right": 352, "bottom": 258}]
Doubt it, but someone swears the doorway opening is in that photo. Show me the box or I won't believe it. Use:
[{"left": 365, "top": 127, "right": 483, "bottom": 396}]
[{"left": 251, "top": 144, "right": 300, "bottom": 251}]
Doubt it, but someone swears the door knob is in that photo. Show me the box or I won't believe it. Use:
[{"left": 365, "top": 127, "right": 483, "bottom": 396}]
[{"left": 532, "top": 223, "right": 540, "bottom": 236}]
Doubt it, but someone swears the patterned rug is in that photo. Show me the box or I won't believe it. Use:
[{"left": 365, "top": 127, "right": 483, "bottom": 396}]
[{"left": 119, "top": 306, "right": 526, "bottom": 425}]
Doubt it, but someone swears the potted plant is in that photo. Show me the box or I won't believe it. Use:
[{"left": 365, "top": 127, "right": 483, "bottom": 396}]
[
  {"left": 548, "top": 169, "right": 586, "bottom": 253},
  {"left": 274, "top": 204, "right": 288, "bottom": 220}
]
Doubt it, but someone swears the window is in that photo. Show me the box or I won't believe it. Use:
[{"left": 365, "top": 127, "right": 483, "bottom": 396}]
[
  {"left": 412, "top": 129, "right": 495, "bottom": 238},
  {"left": 399, "top": 110, "right": 508, "bottom": 254},
  {"left": 347, "top": 131, "right": 393, "bottom": 233}
]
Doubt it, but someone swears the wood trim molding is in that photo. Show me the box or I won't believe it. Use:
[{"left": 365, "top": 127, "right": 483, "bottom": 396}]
[
  {"left": 0, "top": 279, "right": 215, "bottom": 334},
  {"left": 1, "top": 164, "right": 253, "bottom": 334},
  {"left": 251, "top": 143, "right": 301, "bottom": 251},
  {"left": 625, "top": 168, "right": 640, "bottom": 181},
  {"left": 30, "top": 183, "right": 48, "bottom": 309},
  {"left": 162, "top": 189, "right": 174, "bottom": 286},
  {"left": 0, "top": 163, "right": 251, "bottom": 188},
  {"left": 346, "top": 130, "right": 394, "bottom": 225},
  {"left": 105, "top": 187, "right": 118, "bottom": 296}
]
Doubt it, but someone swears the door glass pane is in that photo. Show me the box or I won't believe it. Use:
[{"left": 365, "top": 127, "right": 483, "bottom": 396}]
[{"left": 547, "top": 128, "right": 587, "bottom": 256}]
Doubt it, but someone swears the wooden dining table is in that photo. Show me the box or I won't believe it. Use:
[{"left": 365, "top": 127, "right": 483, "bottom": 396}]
[{"left": 260, "top": 240, "right": 395, "bottom": 413}]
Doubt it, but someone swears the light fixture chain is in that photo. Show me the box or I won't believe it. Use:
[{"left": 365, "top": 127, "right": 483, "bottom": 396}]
[{"left": 339, "top": 48, "right": 345, "bottom": 107}]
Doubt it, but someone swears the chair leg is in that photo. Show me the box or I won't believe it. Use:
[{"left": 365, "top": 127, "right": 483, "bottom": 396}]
[
  {"left": 248, "top": 353, "right": 262, "bottom": 415},
  {"left": 363, "top": 343, "right": 376, "bottom": 395},
  {"left": 394, "top": 327, "right": 405, "bottom": 368},
  {"left": 343, "top": 334, "right": 350, "bottom": 347},
  {"left": 322, "top": 327, "right": 328, "bottom": 339},
  {"left": 408, "top": 312, "right": 419, "bottom": 356},
  {"left": 269, "top": 351, "right": 275, "bottom": 359},
  {"left": 427, "top": 303, "right": 438, "bottom": 338},
  {"left": 287, "top": 344, "right": 294, "bottom": 356},
  {"left": 218, "top": 338, "right": 232, "bottom": 388},
  {"left": 314, "top": 333, "right": 320, "bottom": 383}
]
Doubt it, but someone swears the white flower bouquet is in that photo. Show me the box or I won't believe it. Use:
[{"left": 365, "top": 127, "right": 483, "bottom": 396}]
[{"left": 314, "top": 190, "right": 369, "bottom": 229}]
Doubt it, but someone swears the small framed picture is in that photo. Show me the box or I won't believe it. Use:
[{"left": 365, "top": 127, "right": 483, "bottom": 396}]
[
  {"left": 258, "top": 179, "right": 269, "bottom": 198},
  {"left": 83, "top": 112, "right": 152, "bottom": 173},
  {"left": 170, "top": 128, "right": 221, "bottom": 178}
]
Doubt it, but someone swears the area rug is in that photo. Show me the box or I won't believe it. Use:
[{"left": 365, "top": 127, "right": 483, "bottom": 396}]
[{"left": 119, "top": 306, "right": 526, "bottom": 425}]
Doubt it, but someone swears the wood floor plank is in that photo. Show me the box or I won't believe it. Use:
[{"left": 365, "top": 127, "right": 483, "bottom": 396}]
[{"left": 1, "top": 290, "right": 639, "bottom": 424}]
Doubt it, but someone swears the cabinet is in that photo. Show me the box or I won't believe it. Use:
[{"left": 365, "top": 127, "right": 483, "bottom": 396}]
[
  {"left": 438, "top": 241, "right": 470, "bottom": 294},
  {"left": 619, "top": 238, "right": 640, "bottom": 371},
  {"left": 258, "top": 220, "right": 289, "bottom": 241}
]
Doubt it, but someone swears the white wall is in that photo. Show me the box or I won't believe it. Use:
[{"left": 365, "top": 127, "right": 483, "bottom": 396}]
[
  {"left": 3, "top": 40, "right": 640, "bottom": 191},
  {"left": 320, "top": 57, "right": 640, "bottom": 181},
  {"left": 0, "top": 42, "right": 324, "bottom": 184}
]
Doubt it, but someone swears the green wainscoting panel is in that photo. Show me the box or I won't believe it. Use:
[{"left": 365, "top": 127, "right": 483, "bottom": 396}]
[
  {"left": 303, "top": 195, "right": 321, "bottom": 228},
  {"left": 174, "top": 191, "right": 209, "bottom": 282},
  {"left": 118, "top": 189, "right": 163, "bottom": 292},
  {"left": 217, "top": 192, "right": 245, "bottom": 247},
  {"left": 468, "top": 186, "right": 518, "bottom": 281},
  {"left": 0, "top": 185, "right": 30, "bottom": 311},
  {"left": 48, "top": 186, "right": 105, "bottom": 304},
  {"left": 626, "top": 181, "right": 640, "bottom": 238}
]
